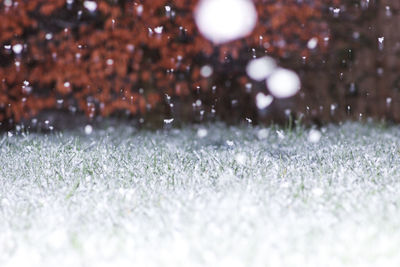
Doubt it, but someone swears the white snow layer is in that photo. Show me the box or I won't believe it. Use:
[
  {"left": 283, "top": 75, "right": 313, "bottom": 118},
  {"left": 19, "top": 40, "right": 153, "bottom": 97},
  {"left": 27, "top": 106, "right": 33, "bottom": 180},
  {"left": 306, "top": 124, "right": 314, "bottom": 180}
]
[{"left": 1, "top": 122, "right": 400, "bottom": 267}]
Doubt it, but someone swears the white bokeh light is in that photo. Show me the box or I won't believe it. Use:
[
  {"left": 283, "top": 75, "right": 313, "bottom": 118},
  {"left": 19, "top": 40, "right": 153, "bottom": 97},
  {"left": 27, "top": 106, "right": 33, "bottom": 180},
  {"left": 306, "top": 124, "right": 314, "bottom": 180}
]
[
  {"left": 255, "top": 92, "right": 273, "bottom": 109},
  {"left": 83, "top": 1, "right": 97, "bottom": 12},
  {"left": 246, "top": 56, "right": 276, "bottom": 81},
  {"left": 194, "top": 0, "right": 257, "bottom": 44},
  {"left": 307, "top": 37, "right": 318, "bottom": 50},
  {"left": 266, "top": 68, "right": 301, "bottom": 98},
  {"left": 200, "top": 65, "right": 213, "bottom": 78},
  {"left": 308, "top": 129, "right": 322, "bottom": 143},
  {"left": 12, "top": 44, "right": 23, "bottom": 54}
]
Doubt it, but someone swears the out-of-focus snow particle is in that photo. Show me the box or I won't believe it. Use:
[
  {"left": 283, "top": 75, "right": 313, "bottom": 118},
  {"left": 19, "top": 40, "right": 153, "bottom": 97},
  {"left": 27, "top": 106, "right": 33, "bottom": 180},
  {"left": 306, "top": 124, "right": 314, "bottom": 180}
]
[
  {"left": 332, "top": 7, "right": 340, "bottom": 17},
  {"left": 245, "top": 83, "right": 252, "bottom": 93},
  {"left": 45, "top": 33, "right": 53, "bottom": 40},
  {"left": 164, "top": 118, "right": 174, "bottom": 124},
  {"left": 84, "top": 125, "right": 93, "bottom": 135},
  {"left": 308, "top": 129, "right": 321, "bottom": 143},
  {"left": 64, "top": 81, "right": 70, "bottom": 88},
  {"left": 307, "top": 37, "right": 318, "bottom": 49},
  {"left": 136, "top": 5, "right": 143, "bottom": 15},
  {"left": 106, "top": 59, "right": 114, "bottom": 65},
  {"left": 22, "top": 81, "right": 32, "bottom": 94},
  {"left": 256, "top": 93, "right": 273, "bottom": 109},
  {"left": 197, "top": 128, "right": 208, "bottom": 138},
  {"left": 266, "top": 68, "right": 301, "bottom": 98},
  {"left": 4, "top": 0, "right": 12, "bottom": 7},
  {"left": 12, "top": 44, "right": 23, "bottom": 54},
  {"left": 386, "top": 97, "right": 392, "bottom": 106},
  {"left": 194, "top": 0, "right": 257, "bottom": 44},
  {"left": 200, "top": 65, "right": 213, "bottom": 78},
  {"left": 378, "top": 37, "right": 385, "bottom": 50},
  {"left": 83, "top": 1, "right": 97, "bottom": 12},
  {"left": 257, "top": 129, "right": 269, "bottom": 140},
  {"left": 226, "top": 140, "right": 234, "bottom": 146},
  {"left": 126, "top": 44, "right": 135, "bottom": 52},
  {"left": 246, "top": 56, "right": 276, "bottom": 81},
  {"left": 154, "top": 26, "right": 164, "bottom": 34}
]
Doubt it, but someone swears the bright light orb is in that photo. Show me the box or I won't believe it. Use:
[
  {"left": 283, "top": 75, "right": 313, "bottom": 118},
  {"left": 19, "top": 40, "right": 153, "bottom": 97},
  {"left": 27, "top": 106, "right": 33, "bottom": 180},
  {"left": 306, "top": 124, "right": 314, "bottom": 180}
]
[
  {"left": 255, "top": 92, "right": 273, "bottom": 109},
  {"left": 266, "top": 68, "right": 301, "bottom": 98},
  {"left": 194, "top": 0, "right": 257, "bottom": 44},
  {"left": 246, "top": 56, "right": 276, "bottom": 81}
]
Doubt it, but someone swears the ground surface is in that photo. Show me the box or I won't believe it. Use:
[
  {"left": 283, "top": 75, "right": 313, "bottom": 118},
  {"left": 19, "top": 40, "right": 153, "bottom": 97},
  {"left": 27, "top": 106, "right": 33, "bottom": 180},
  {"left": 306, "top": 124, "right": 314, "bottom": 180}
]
[{"left": 1, "top": 122, "right": 400, "bottom": 267}]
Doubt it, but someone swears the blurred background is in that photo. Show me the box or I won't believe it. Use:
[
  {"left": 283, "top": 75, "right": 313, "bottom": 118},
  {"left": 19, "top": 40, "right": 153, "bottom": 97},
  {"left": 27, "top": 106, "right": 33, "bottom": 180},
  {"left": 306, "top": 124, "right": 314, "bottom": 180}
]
[{"left": 0, "top": 0, "right": 399, "bottom": 130}]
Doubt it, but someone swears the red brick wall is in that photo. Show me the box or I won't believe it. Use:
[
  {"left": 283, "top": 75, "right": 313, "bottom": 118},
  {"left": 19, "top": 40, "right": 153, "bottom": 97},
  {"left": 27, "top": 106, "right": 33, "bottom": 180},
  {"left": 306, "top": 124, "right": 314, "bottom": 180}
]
[{"left": 0, "top": 0, "right": 330, "bottom": 128}]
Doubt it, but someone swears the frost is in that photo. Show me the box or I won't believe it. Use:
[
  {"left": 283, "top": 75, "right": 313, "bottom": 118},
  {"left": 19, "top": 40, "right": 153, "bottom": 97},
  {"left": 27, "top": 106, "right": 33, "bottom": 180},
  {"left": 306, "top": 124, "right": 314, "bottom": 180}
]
[
  {"left": 1, "top": 198, "right": 9, "bottom": 206},
  {"left": 226, "top": 140, "right": 234, "bottom": 146},
  {"left": 2, "top": 123, "right": 400, "bottom": 266},
  {"left": 266, "top": 68, "right": 300, "bottom": 98},
  {"left": 235, "top": 153, "right": 247, "bottom": 165},
  {"left": 194, "top": 0, "right": 257, "bottom": 44}
]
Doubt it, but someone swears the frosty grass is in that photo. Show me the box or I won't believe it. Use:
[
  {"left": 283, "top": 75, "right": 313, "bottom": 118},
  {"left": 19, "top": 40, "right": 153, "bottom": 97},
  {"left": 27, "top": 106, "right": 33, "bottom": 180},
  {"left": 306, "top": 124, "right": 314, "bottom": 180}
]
[{"left": 1, "top": 122, "right": 400, "bottom": 267}]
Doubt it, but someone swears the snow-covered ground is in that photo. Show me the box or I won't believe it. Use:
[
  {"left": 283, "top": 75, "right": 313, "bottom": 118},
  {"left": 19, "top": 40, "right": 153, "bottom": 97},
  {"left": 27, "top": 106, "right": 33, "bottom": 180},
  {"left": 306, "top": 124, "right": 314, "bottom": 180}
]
[{"left": 1, "top": 122, "right": 400, "bottom": 267}]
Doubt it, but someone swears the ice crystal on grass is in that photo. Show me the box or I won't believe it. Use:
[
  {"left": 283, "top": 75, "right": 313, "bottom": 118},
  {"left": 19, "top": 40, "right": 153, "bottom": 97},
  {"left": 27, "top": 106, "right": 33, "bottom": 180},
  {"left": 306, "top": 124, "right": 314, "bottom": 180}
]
[{"left": 1, "top": 123, "right": 400, "bottom": 266}]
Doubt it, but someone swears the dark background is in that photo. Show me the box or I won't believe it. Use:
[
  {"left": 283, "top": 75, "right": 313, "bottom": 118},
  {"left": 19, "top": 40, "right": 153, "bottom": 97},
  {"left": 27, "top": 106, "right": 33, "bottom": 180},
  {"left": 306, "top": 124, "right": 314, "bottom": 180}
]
[{"left": 1, "top": 0, "right": 399, "bottom": 130}]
